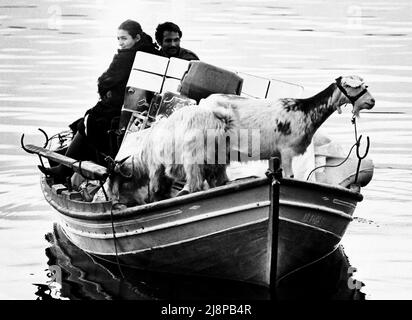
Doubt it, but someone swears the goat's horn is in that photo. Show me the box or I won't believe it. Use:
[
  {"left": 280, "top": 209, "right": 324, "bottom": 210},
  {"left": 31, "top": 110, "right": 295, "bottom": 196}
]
[
  {"left": 20, "top": 134, "right": 34, "bottom": 154},
  {"left": 38, "top": 128, "right": 49, "bottom": 148},
  {"left": 117, "top": 155, "right": 131, "bottom": 165}
]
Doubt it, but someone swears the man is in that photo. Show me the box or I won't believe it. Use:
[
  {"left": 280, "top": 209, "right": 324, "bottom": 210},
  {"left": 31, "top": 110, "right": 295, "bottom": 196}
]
[{"left": 155, "top": 22, "right": 199, "bottom": 61}]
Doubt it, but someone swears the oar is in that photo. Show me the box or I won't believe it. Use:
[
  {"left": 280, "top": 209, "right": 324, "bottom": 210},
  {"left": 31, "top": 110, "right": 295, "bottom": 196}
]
[{"left": 21, "top": 133, "right": 109, "bottom": 181}]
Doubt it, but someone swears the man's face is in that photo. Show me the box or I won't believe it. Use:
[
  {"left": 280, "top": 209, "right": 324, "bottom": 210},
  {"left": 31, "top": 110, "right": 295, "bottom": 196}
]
[{"left": 161, "top": 31, "right": 181, "bottom": 57}]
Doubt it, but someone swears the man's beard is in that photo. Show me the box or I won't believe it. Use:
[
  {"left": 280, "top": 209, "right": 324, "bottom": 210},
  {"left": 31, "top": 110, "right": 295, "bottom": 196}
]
[{"left": 166, "top": 47, "right": 179, "bottom": 56}]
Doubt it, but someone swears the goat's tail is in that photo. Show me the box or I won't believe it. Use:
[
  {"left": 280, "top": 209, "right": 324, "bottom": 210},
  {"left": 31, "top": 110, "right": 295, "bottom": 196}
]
[{"left": 199, "top": 94, "right": 240, "bottom": 133}]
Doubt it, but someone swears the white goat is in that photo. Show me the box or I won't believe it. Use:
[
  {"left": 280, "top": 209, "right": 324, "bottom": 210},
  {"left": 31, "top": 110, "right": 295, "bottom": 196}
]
[
  {"left": 199, "top": 75, "right": 375, "bottom": 177},
  {"left": 104, "top": 102, "right": 239, "bottom": 205}
]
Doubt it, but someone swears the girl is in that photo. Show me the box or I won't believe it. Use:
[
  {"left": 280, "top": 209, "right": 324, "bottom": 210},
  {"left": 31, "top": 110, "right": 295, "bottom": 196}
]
[{"left": 39, "top": 20, "right": 158, "bottom": 182}]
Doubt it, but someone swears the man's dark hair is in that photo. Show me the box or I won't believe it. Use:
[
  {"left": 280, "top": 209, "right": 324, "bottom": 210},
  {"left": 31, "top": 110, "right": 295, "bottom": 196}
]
[
  {"left": 155, "top": 22, "right": 182, "bottom": 44},
  {"left": 118, "top": 19, "right": 143, "bottom": 38}
]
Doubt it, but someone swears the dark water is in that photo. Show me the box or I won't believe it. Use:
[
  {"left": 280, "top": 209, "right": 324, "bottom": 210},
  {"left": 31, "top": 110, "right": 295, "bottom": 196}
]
[{"left": 1, "top": 0, "right": 412, "bottom": 299}]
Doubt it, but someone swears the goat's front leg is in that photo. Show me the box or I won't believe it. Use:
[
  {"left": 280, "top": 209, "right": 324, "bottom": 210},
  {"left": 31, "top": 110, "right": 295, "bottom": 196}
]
[
  {"left": 280, "top": 149, "right": 295, "bottom": 178},
  {"left": 108, "top": 176, "right": 120, "bottom": 203},
  {"left": 205, "top": 165, "right": 229, "bottom": 188},
  {"left": 115, "top": 180, "right": 148, "bottom": 206},
  {"left": 106, "top": 175, "right": 127, "bottom": 209}
]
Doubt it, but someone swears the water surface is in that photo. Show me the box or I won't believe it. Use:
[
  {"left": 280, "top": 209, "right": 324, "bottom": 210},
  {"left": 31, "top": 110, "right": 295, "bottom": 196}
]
[{"left": 1, "top": 0, "right": 412, "bottom": 300}]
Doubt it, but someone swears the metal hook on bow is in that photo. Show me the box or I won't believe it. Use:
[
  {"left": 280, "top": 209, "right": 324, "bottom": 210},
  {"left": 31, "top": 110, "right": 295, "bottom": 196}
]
[
  {"left": 20, "top": 128, "right": 49, "bottom": 168},
  {"left": 20, "top": 133, "right": 33, "bottom": 154},
  {"left": 38, "top": 128, "right": 49, "bottom": 148},
  {"left": 20, "top": 128, "right": 48, "bottom": 153},
  {"left": 354, "top": 135, "right": 370, "bottom": 185}
]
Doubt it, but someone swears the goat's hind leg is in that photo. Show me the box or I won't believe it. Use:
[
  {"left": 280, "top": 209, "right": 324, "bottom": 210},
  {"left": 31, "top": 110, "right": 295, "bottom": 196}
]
[
  {"left": 177, "top": 164, "right": 204, "bottom": 197},
  {"left": 149, "top": 165, "right": 174, "bottom": 202}
]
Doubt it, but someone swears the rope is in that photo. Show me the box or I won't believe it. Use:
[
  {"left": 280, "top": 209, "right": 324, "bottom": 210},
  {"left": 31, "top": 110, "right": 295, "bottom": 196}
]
[
  {"left": 45, "top": 130, "right": 73, "bottom": 150},
  {"left": 86, "top": 251, "right": 137, "bottom": 269},
  {"left": 351, "top": 114, "right": 358, "bottom": 142},
  {"left": 306, "top": 111, "right": 361, "bottom": 182},
  {"left": 99, "top": 180, "right": 125, "bottom": 279},
  {"left": 276, "top": 246, "right": 340, "bottom": 283},
  {"left": 306, "top": 142, "right": 357, "bottom": 181}
]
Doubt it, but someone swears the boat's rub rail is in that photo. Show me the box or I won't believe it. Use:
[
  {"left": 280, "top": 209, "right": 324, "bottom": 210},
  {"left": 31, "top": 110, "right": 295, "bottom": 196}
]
[
  {"left": 61, "top": 202, "right": 271, "bottom": 240},
  {"left": 281, "top": 217, "right": 342, "bottom": 240},
  {"left": 281, "top": 178, "right": 363, "bottom": 201},
  {"left": 281, "top": 200, "right": 353, "bottom": 221},
  {"left": 58, "top": 198, "right": 350, "bottom": 241}
]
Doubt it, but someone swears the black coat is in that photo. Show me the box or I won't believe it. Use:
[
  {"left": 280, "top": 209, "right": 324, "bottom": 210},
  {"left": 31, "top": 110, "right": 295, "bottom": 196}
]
[
  {"left": 78, "top": 33, "right": 158, "bottom": 157},
  {"left": 158, "top": 47, "right": 199, "bottom": 61},
  {"left": 96, "top": 32, "right": 158, "bottom": 115}
]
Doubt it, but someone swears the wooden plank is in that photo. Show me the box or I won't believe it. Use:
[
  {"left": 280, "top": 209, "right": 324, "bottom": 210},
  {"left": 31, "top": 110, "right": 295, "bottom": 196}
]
[
  {"left": 267, "top": 157, "right": 281, "bottom": 296},
  {"left": 25, "top": 144, "right": 108, "bottom": 180}
]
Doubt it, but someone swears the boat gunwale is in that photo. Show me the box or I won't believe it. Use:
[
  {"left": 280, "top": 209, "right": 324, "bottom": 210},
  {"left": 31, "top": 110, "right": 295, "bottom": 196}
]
[{"left": 41, "top": 174, "right": 363, "bottom": 221}]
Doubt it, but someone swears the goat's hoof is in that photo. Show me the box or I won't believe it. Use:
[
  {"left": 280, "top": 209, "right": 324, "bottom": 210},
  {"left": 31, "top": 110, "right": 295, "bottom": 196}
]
[
  {"left": 176, "top": 190, "right": 190, "bottom": 197},
  {"left": 112, "top": 202, "right": 127, "bottom": 210}
]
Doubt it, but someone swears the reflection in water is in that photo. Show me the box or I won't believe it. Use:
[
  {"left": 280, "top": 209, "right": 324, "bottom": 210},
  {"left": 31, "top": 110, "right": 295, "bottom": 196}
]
[{"left": 41, "top": 224, "right": 364, "bottom": 300}]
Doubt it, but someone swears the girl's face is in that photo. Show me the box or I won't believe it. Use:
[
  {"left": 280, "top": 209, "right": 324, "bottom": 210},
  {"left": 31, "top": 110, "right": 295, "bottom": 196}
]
[{"left": 117, "top": 29, "right": 139, "bottom": 50}]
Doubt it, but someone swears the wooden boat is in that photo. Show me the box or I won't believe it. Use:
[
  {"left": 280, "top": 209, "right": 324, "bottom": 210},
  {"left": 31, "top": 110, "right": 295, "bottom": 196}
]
[
  {"left": 23, "top": 55, "right": 373, "bottom": 288},
  {"left": 37, "top": 158, "right": 364, "bottom": 286}
]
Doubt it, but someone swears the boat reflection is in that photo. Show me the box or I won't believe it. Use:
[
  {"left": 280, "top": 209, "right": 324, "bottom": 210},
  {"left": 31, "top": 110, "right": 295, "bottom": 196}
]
[{"left": 39, "top": 223, "right": 364, "bottom": 300}]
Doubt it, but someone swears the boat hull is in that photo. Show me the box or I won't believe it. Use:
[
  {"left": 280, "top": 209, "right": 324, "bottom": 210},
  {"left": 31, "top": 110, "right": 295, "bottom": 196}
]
[{"left": 42, "top": 176, "right": 361, "bottom": 286}]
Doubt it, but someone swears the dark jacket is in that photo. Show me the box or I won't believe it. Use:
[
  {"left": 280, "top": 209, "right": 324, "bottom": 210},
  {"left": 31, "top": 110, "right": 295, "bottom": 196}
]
[
  {"left": 159, "top": 47, "right": 199, "bottom": 61},
  {"left": 96, "top": 32, "right": 158, "bottom": 114},
  {"left": 78, "top": 32, "right": 158, "bottom": 157}
]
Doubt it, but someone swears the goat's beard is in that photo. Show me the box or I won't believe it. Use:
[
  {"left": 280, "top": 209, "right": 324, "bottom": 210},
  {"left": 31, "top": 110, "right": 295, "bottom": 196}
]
[{"left": 352, "top": 105, "right": 361, "bottom": 118}]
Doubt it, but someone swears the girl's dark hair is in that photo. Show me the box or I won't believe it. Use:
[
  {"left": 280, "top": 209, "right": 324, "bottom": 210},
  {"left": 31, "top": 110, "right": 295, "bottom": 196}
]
[
  {"left": 155, "top": 22, "right": 182, "bottom": 44},
  {"left": 118, "top": 19, "right": 143, "bottom": 38}
]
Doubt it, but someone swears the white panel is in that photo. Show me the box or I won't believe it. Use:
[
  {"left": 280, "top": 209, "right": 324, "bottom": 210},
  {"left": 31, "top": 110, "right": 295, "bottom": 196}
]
[
  {"left": 292, "top": 138, "right": 315, "bottom": 181},
  {"left": 127, "top": 70, "right": 164, "bottom": 92},
  {"left": 238, "top": 72, "right": 270, "bottom": 99},
  {"left": 266, "top": 79, "right": 304, "bottom": 99},
  {"left": 167, "top": 57, "right": 190, "bottom": 79},
  {"left": 132, "top": 52, "right": 169, "bottom": 75},
  {"left": 162, "top": 77, "right": 182, "bottom": 94}
]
